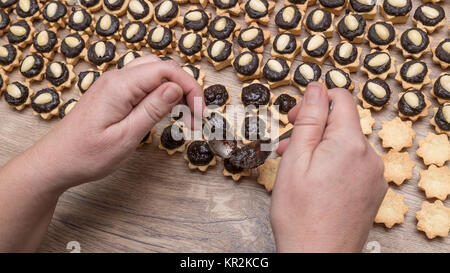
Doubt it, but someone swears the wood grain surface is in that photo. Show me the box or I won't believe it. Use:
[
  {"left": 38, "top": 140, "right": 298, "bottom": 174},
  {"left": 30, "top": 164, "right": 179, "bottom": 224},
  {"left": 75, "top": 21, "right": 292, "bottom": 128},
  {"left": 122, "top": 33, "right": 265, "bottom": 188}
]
[{"left": 0, "top": 0, "right": 449, "bottom": 252}]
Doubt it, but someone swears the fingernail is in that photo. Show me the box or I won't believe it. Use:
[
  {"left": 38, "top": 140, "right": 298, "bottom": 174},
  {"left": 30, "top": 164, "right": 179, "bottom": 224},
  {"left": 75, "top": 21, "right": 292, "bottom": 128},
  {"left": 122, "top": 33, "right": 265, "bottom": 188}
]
[
  {"left": 304, "top": 83, "right": 323, "bottom": 105},
  {"left": 162, "top": 84, "right": 183, "bottom": 104}
]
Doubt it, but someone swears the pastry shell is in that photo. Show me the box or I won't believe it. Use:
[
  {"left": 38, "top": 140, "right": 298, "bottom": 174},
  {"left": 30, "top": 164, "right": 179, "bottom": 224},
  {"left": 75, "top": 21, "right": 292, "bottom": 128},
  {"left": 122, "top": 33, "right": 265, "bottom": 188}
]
[
  {"left": 430, "top": 107, "right": 450, "bottom": 137},
  {"left": 394, "top": 93, "right": 431, "bottom": 122},
  {"left": 361, "top": 49, "right": 396, "bottom": 80},
  {"left": 330, "top": 46, "right": 362, "bottom": 73},
  {"left": 241, "top": 0, "right": 275, "bottom": 26}
]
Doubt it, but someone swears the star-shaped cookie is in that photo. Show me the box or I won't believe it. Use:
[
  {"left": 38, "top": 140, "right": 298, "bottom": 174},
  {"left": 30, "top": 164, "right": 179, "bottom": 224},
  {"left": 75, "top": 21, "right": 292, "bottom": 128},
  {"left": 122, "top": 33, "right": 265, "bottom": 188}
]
[
  {"left": 418, "top": 165, "right": 450, "bottom": 201},
  {"left": 382, "top": 149, "right": 416, "bottom": 185},
  {"left": 378, "top": 117, "right": 416, "bottom": 151},
  {"left": 257, "top": 157, "right": 281, "bottom": 192},
  {"left": 375, "top": 188, "right": 409, "bottom": 228},
  {"left": 416, "top": 133, "right": 450, "bottom": 166},
  {"left": 416, "top": 200, "right": 450, "bottom": 239},
  {"left": 357, "top": 105, "right": 375, "bottom": 135}
]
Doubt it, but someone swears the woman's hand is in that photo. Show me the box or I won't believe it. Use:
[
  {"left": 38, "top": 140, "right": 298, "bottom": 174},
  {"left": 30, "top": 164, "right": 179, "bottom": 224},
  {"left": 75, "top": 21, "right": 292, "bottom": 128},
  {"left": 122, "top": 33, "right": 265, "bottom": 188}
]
[{"left": 271, "top": 82, "right": 387, "bottom": 252}]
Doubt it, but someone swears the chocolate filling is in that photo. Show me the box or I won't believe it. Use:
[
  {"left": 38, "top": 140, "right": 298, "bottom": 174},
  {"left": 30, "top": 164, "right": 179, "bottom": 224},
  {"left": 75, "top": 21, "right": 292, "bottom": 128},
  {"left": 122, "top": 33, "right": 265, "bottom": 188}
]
[
  {"left": 128, "top": 0, "right": 150, "bottom": 20},
  {"left": 367, "top": 22, "right": 395, "bottom": 45},
  {"left": 160, "top": 56, "right": 172, "bottom": 61},
  {"left": 117, "top": 51, "right": 141, "bottom": 69},
  {"left": 160, "top": 124, "right": 185, "bottom": 150},
  {"left": 286, "top": 0, "right": 306, "bottom": 3},
  {"left": 178, "top": 32, "right": 202, "bottom": 56},
  {"left": 0, "top": 0, "right": 16, "bottom": 9},
  {"left": 4, "top": 81, "right": 28, "bottom": 106},
  {"left": 363, "top": 52, "right": 391, "bottom": 74},
  {"left": 245, "top": 0, "right": 268, "bottom": 19},
  {"left": 184, "top": 9, "right": 208, "bottom": 32},
  {"left": 59, "top": 98, "right": 77, "bottom": 119},
  {"left": 319, "top": 0, "right": 345, "bottom": 8},
  {"left": 182, "top": 64, "right": 200, "bottom": 79},
  {"left": 435, "top": 104, "right": 450, "bottom": 131},
  {"left": 237, "top": 27, "right": 264, "bottom": 51},
  {"left": 213, "top": 0, "right": 237, "bottom": 9},
  {"left": 233, "top": 51, "right": 259, "bottom": 76},
  {"left": 204, "top": 84, "right": 229, "bottom": 107},
  {"left": 333, "top": 43, "right": 357, "bottom": 65},
  {"left": 241, "top": 83, "right": 270, "bottom": 107},
  {"left": 122, "top": 21, "right": 146, "bottom": 43},
  {"left": 208, "top": 16, "right": 236, "bottom": 40},
  {"left": 77, "top": 70, "right": 100, "bottom": 94},
  {"left": 68, "top": 8, "right": 92, "bottom": 32},
  {"left": 435, "top": 39, "right": 450, "bottom": 64},
  {"left": 207, "top": 39, "right": 232, "bottom": 62},
  {"left": 382, "top": 0, "right": 411, "bottom": 16},
  {"left": 155, "top": 0, "right": 178, "bottom": 22},
  {"left": 223, "top": 158, "right": 243, "bottom": 174},
  {"left": 0, "top": 10, "right": 10, "bottom": 30},
  {"left": 274, "top": 93, "right": 296, "bottom": 114},
  {"left": 33, "top": 30, "right": 57, "bottom": 54},
  {"left": 203, "top": 112, "right": 231, "bottom": 139},
  {"left": 7, "top": 21, "right": 30, "bottom": 44},
  {"left": 263, "top": 58, "right": 290, "bottom": 82},
  {"left": 398, "top": 90, "right": 426, "bottom": 116},
  {"left": 275, "top": 5, "right": 301, "bottom": 30},
  {"left": 362, "top": 78, "right": 390, "bottom": 107},
  {"left": 20, "top": 54, "right": 44, "bottom": 78},
  {"left": 303, "top": 35, "right": 329, "bottom": 57},
  {"left": 433, "top": 74, "right": 450, "bottom": 100},
  {"left": 400, "top": 60, "right": 428, "bottom": 83},
  {"left": 80, "top": 0, "right": 100, "bottom": 8},
  {"left": 273, "top": 33, "right": 297, "bottom": 54},
  {"left": 87, "top": 41, "right": 116, "bottom": 66},
  {"left": 147, "top": 26, "right": 172, "bottom": 50},
  {"left": 60, "top": 33, "right": 85, "bottom": 58},
  {"left": 349, "top": 0, "right": 375, "bottom": 12},
  {"left": 43, "top": 1, "right": 67, "bottom": 22},
  {"left": 187, "top": 141, "right": 214, "bottom": 166},
  {"left": 15, "top": 0, "right": 39, "bottom": 18},
  {"left": 31, "top": 88, "right": 60, "bottom": 113},
  {"left": 96, "top": 14, "right": 120, "bottom": 37},
  {"left": 242, "top": 115, "right": 267, "bottom": 140},
  {"left": 306, "top": 8, "right": 332, "bottom": 32},
  {"left": 400, "top": 28, "right": 429, "bottom": 54},
  {"left": 104, "top": 0, "right": 125, "bottom": 11},
  {"left": 0, "top": 44, "right": 17, "bottom": 65},
  {"left": 325, "top": 69, "right": 351, "bottom": 89},
  {"left": 46, "top": 62, "right": 69, "bottom": 87},
  {"left": 337, "top": 14, "right": 366, "bottom": 41},
  {"left": 293, "top": 62, "right": 321, "bottom": 86}
]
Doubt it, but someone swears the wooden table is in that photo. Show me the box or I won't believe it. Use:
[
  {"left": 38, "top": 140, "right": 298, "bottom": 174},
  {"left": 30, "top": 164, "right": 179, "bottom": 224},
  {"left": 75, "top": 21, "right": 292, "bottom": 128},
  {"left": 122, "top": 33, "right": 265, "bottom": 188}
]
[{"left": 0, "top": 0, "right": 449, "bottom": 253}]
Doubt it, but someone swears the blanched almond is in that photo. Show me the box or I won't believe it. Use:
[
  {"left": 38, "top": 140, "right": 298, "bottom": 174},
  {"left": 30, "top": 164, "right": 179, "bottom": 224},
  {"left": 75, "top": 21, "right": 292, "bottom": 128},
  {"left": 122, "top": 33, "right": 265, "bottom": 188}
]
[
  {"left": 37, "top": 31, "right": 49, "bottom": 47},
  {"left": 185, "top": 11, "right": 202, "bottom": 21},
  {"left": 95, "top": 42, "right": 106, "bottom": 57},
  {"left": 267, "top": 59, "right": 283, "bottom": 73},
  {"left": 312, "top": 10, "right": 324, "bottom": 25},
  {"left": 374, "top": 24, "right": 390, "bottom": 41},
  {"left": 421, "top": 6, "right": 439, "bottom": 19},
  {"left": 34, "top": 92, "right": 53, "bottom": 104},
  {"left": 368, "top": 53, "right": 389, "bottom": 67},
  {"left": 182, "top": 33, "right": 197, "bottom": 49},
  {"left": 100, "top": 14, "right": 112, "bottom": 30},
  {"left": 46, "top": 2, "right": 58, "bottom": 18},
  {"left": 6, "top": 84, "right": 22, "bottom": 99},
  {"left": 129, "top": 0, "right": 144, "bottom": 14},
  {"left": 126, "top": 23, "right": 140, "bottom": 39},
  {"left": 339, "top": 42, "right": 353, "bottom": 59},
  {"left": 306, "top": 35, "right": 324, "bottom": 52},
  {"left": 81, "top": 72, "right": 94, "bottom": 90},
  {"left": 10, "top": 26, "right": 26, "bottom": 36},
  {"left": 407, "top": 29, "right": 422, "bottom": 47},
  {"left": 249, "top": 0, "right": 266, "bottom": 13},
  {"left": 329, "top": 70, "right": 347, "bottom": 87},
  {"left": 406, "top": 63, "right": 424, "bottom": 78},
  {"left": 276, "top": 34, "right": 290, "bottom": 51},
  {"left": 50, "top": 63, "right": 63, "bottom": 78},
  {"left": 367, "top": 82, "right": 386, "bottom": 98},
  {"left": 299, "top": 64, "right": 314, "bottom": 80},
  {"left": 211, "top": 40, "right": 225, "bottom": 57},
  {"left": 238, "top": 53, "right": 253, "bottom": 66},
  {"left": 403, "top": 92, "right": 419, "bottom": 108},
  {"left": 151, "top": 26, "right": 165, "bottom": 43},
  {"left": 20, "top": 55, "right": 35, "bottom": 72},
  {"left": 282, "top": 6, "right": 295, "bottom": 23},
  {"left": 158, "top": 1, "right": 173, "bottom": 17},
  {"left": 241, "top": 28, "right": 259, "bottom": 42}
]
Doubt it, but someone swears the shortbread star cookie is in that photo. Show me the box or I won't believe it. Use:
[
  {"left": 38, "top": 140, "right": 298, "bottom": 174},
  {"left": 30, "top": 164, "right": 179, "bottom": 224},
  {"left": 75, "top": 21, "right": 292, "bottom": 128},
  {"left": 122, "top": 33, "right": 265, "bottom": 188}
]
[
  {"left": 357, "top": 105, "right": 375, "bottom": 135},
  {"left": 418, "top": 165, "right": 450, "bottom": 201},
  {"left": 416, "top": 200, "right": 450, "bottom": 239},
  {"left": 394, "top": 89, "right": 431, "bottom": 122},
  {"left": 430, "top": 104, "right": 450, "bottom": 136},
  {"left": 357, "top": 79, "right": 391, "bottom": 111},
  {"left": 378, "top": 117, "right": 415, "bottom": 151},
  {"left": 324, "top": 68, "right": 354, "bottom": 92},
  {"left": 184, "top": 140, "right": 217, "bottom": 172},
  {"left": 257, "top": 157, "right": 281, "bottom": 192},
  {"left": 375, "top": 188, "right": 409, "bottom": 228},
  {"left": 416, "top": 133, "right": 450, "bottom": 167},
  {"left": 158, "top": 123, "right": 189, "bottom": 155},
  {"left": 396, "top": 27, "right": 432, "bottom": 59},
  {"left": 31, "top": 87, "right": 63, "bottom": 120},
  {"left": 4, "top": 81, "right": 32, "bottom": 111},
  {"left": 223, "top": 158, "right": 252, "bottom": 182},
  {"left": 382, "top": 149, "right": 415, "bottom": 185}
]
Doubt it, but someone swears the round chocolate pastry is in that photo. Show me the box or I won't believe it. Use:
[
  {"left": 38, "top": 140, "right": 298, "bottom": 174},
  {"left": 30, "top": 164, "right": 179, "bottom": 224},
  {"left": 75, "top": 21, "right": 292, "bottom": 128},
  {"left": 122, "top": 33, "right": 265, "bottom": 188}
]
[
  {"left": 397, "top": 90, "right": 426, "bottom": 116},
  {"left": 223, "top": 158, "right": 243, "bottom": 174},
  {"left": 60, "top": 33, "right": 85, "bottom": 58},
  {"left": 183, "top": 9, "right": 209, "bottom": 32},
  {"left": 367, "top": 22, "right": 395, "bottom": 46},
  {"left": 31, "top": 88, "right": 60, "bottom": 114},
  {"left": 203, "top": 112, "right": 231, "bottom": 139},
  {"left": 208, "top": 16, "right": 236, "bottom": 40},
  {"left": 80, "top": 0, "right": 100, "bottom": 8},
  {"left": 147, "top": 26, "right": 172, "bottom": 50},
  {"left": 319, "top": 0, "right": 345, "bottom": 8},
  {"left": 413, "top": 3, "right": 445, "bottom": 27},
  {"left": 349, "top": 0, "right": 376, "bottom": 13},
  {"left": 204, "top": 84, "right": 229, "bottom": 107},
  {"left": 4, "top": 82, "right": 29, "bottom": 107},
  {"left": 187, "top": 141, "right": 214, "bottom": 166},
  {"left": 293, "top": 62, "right": 321, "bottom": 87},
  {"left": 160, "top": 124, "right": 185, "bottom": 150},
  {"left": 68, "top": 8, "right": 92, "bottom": 32},
  {"left": 77, "top": 70, "right": 100, "bottom": 94},
  {"left": 104, "top": 0, "right": 125, "bottom": 11},
  {"left": 213, "top": 0, "right": 238, "bottom": 9},
  {"left": 155, "top": 0, "right": 178, "bottom": 23},
  {"left": 33, "top": 30, "right": 58, "bottom": 54},
  {"left": 325, "top": 69, "right": 351, "bottom": 89},
  {"left": 96, "top": 14, "right": 120, "bottom": 38},
  {"left": 182, "top": 64, "right": 200, "bottom": 80},
  {"left": 207, "top": 39, "right": 232, "bottom": 62},
  {"left": 273, "top": 93, "right": 296, "bottom": 114},
  {"left": 434, "top": 103, "right": 450, "bottom": 131},
  {"left": 361, "top": 78, "right": 391, "bottom": 107},
  {"left": 303, "top": 34, "right": 329, "bottom": 57},
  {"left": 363, "top": 51, "right": 391, "bottom": 74},
  {"left": 233, "top": 51, "right": 259, "bottom": 76},
  {"left": 275, "top": 5, "right": 301, "bottom": 30},
  {"left": 433, "top": 73, "right": 450, "bottom": 101},
  {"left": 128, "top": 0, "right": 150, "bottom": 20},
  {"left": 400, "top": 28, "right": 429, "bottom": 54},
  {"left": 333, "top": 42, "right": 358, "bottom": 65},
  {"left": 306, "top": 8, "right": 332, "bottom": 32},
  {"left": 400, "top": 60, "right": 428, "bottom": 83},
  {"left": 0, "top": 44, "right": 17, "bottom": 66},
  {"left": 435, "top": 38, "right": 450, "bottom": 64},
  {"left": 337, "top": 13, "right": 366, "bottom": 41},
  {"left": 15, "top": 0, "right": 39, "bottom": 19},
  {"left": 382, "top": 0, "right": 412, "bottom": 17},
  {"left": 0, "top": 0, "right": 17, "bottom": 9},
  {"left": 241, "top": 82, "right": 270, "bottom": 107},
  {"left": 237, "top": 26, "right": 264, "bottom": 51},
  {"left": 87, "top": 41, "right": 116, "bottom": 66},
  {"left": 263, "top": 58, "right": 289, "bottom": 82},
  {"left": 122, "top": 21, "right": 146, "bottom": 44},
  {"left": 273, "top": 33, "right": 297, "bottom": 55},
  {"left": 117, "top": 51, "right": 141, "bottom": 69},
  {"left": 43, "top": 1, "right": 67, "bottom": 23},
  {"left": 59, "top": 98, "right": 77, "bottom": 119},
  {"left": 245, "top": 0, "right": 269, "bottom": 19},
  {"left": 19, "top": 53, "right": 44, "bottom": 79},
  {"left": 0, "top": 10, "right": 10, "bottom": 32},
  {"left": 7, "top": 21, "right": 30, "bottom": 45},
  {"left": 178, "top": 32, "right": 202, "bottom": 56},
  {"left": 46, "top": 62, "right": 69, "bottom": 87},
  {"left": 242, "top": 115, "right": 267, "bottom": 140}
]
